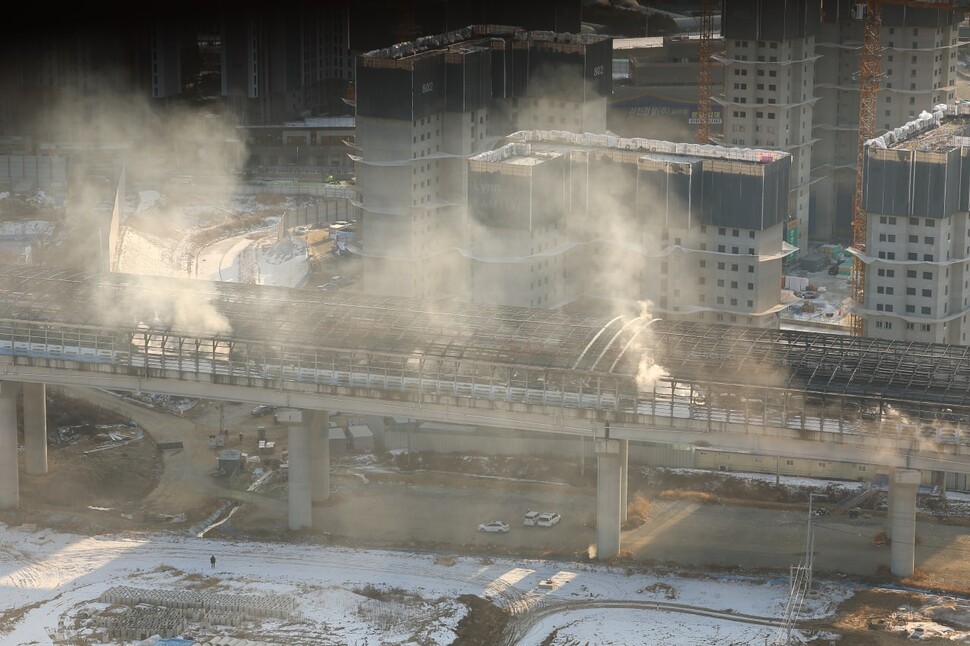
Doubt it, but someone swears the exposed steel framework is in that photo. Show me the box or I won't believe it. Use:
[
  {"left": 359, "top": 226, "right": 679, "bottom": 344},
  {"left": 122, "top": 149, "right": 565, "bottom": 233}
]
[
  {"left": 2, "top": 265, "right": 970, "bottom": 408},
  {"left": 695, "top": 0, "right": 717, "bottom": 144}
]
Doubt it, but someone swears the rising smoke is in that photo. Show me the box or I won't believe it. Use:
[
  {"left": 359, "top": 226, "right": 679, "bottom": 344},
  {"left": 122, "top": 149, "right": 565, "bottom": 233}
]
[{"left": 30, "top": 80, "right": 248, "bottom": 336}]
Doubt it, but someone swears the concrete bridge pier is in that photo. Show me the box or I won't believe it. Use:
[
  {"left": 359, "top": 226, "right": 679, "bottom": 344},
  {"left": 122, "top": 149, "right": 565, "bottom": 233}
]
[
  {"left": 23, "top": 383, "right": 48, "bottom": 475},
  {"left": 0, "top": 382, "right": 20, "bottom": 509},
  {"left": 310, "top": 410, "right": 330, "bottom": 527},
  {"left": 889, "top": 469, "right": 921, "bottom": 577},
  {"left": 596, "top": 439, "right": 625, "bottom": 560},
  {"left": 619, "top": 439, "right": 629, "bottom": 523},
  {"left": 278, "top": 408, "right": 331, "bottom": 531},
  {"left": 277, "top": 408, "right": 312, "bottom": 530}
]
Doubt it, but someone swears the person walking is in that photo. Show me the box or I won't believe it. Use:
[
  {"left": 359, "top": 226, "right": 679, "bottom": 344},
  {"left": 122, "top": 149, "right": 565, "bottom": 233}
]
[{"left": 210, "top": 555, "right": 216, "bottom": 569}]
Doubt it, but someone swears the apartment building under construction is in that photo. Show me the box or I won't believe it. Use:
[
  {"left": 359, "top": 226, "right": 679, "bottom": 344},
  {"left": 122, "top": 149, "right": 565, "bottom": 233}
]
[
  {"left": 858, "top": 104, "right": 970, "bottom": 344},
  {"left": 468, "top": 130, "right": 795, "bottom": 326},
  {"left": 718, "top": 1, "right": 963, "bottom": 251},
  {"left": 353, "top": 25, "right": 612, "bottom": 299}
]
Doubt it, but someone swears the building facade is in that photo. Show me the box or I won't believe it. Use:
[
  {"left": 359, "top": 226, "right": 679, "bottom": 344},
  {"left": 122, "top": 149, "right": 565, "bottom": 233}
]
[
  {"left": 813, "top": 2, "right": 961, "bottom": 240},
  {"left": 353, "top": 26, "right": 612, "bottom": 299},
  {"left": 468, "top": 131, "right": 794, "bottom": 325},
  {"left": 718, "top": 0, "right": 820, "bottom": 262},
  {"left": 609, "top": 35, "right": 725, "bottom": 143},
  {"left": 858, "top": 105, "right": 970, "bottom": 344}
]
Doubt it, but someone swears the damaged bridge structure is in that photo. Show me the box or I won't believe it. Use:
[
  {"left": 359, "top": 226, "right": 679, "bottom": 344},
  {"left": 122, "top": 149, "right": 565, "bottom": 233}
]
[{"left": 2, "top": 266, "right": 970, "bottom": 576}]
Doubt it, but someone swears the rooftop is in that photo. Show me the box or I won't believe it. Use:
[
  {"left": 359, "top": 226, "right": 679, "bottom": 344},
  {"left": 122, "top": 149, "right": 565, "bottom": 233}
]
[
  {"left": 499, "top": 130, "right": 788, "bottom": 165},
  {"left": 361, "top": 24, "right": 610, "bottom": 62},
  {"left": 869, "top": 103, "right": 970, "bottom": 152}
]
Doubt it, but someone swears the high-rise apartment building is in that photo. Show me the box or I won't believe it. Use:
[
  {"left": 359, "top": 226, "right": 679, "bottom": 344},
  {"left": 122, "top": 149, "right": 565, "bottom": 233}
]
[
  {"left": 858, "top": 105, "right": 970, "bottom": 344},
  {"left": 717, "top": 2, "right": 962, "bottom": 250},
  {"left": 718, "top": 0, "right": 820, "bottom": 262},
  {"left": 813, "top": 3, "right": 961, "bottom": 240},
  {"left": 353, "top": 26, "right": 612, "bottom": 299},
  {"left": 468, "top": 131, "right": 793, "bottom": 325}
]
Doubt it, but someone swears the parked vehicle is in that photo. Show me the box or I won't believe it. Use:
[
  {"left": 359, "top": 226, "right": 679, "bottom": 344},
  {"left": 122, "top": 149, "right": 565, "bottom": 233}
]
[
  {"left": 478, "top": 521, "right": 510, "bottom": 533},
  {"left": 523, "top": 511, "right": 540, "bottom": 526},
  {"left": 251, "top": 405, "right": 276, "bottom": 417},
  {"left": 537, "top": 512, "right": 561, "bottom": 527}
]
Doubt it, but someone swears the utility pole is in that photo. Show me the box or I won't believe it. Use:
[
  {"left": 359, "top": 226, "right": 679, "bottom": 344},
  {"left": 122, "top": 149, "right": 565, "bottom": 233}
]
[{"left": 805, "top": 493, "right": 827, "bottom": 591}]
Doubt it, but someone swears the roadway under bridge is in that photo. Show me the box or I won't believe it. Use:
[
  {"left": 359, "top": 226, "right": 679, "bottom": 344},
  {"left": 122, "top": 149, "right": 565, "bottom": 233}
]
[{"left": 1, "top": 265, "right": 969, "bottom": 575}]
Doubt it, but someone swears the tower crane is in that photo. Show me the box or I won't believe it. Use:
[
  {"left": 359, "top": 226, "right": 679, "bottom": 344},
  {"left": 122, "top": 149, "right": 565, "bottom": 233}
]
[
  {"left": 695, "top": 0, "right": 717, "bottom": 144},
  {"left": 849, "top": 0, "right": 968, "bottom": 336}
]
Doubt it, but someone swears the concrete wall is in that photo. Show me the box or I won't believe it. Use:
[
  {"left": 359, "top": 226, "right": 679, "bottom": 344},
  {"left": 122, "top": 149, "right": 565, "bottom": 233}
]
[{"left": 0, "top": 156, "right": 67, "bottom": 194}]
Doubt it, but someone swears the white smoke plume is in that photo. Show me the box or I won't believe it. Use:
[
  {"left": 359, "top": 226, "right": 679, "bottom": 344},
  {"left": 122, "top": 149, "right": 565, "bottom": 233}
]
[{"left": 633, "top": 300, "right": 669, "bottom": 390}]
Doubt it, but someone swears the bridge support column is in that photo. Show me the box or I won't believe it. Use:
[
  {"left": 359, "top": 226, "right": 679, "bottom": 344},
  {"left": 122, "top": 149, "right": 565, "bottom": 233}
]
[
  {"left": 619, "top": 439, "right": 628, "bottom": 524},
  {"left": 596, "top": 439, "right": 622, "bottom": 561},
  {"left": 0, "top": 383, "right": 19, "bottom": 509},
  {"left": 287, "top": 419, "right": 312, "bottom": 531},
  {"left": 310, "top": 410, "right": 330, "bottom": 527},
  {"left": 889, "top": 469, "right": 920, "bottom": 577},
  {"left": 23, "top": 383, "right": 47, "bottom": 475}
]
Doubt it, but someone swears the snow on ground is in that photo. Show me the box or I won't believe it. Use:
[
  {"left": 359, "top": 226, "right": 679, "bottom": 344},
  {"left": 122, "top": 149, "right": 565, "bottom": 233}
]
[{"left": 0, "top": 522, "right": 852, "bottom": 645}]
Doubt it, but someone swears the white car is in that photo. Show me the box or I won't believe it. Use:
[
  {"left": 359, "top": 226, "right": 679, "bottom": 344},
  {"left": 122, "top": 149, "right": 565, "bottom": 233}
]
[
  {"left": 524, "top": 511, "right": 540, "bottom": 526},
  {"left": 537, "top": 512, "right": 561, "bottom": 527},
  {"left": 478, "top": 521, "right": 510, "bottom": 533}
]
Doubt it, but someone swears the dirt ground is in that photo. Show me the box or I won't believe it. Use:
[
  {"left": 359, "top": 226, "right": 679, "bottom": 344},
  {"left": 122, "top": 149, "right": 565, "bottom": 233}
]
[{"left": 6, "top": 387, "right": 970, "bottom": 644}]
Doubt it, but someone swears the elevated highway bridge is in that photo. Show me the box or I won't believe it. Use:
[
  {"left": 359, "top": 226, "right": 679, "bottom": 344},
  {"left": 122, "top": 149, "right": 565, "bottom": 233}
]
[{"left": 1, "top": 265, "right": 969, "bottom": 574}]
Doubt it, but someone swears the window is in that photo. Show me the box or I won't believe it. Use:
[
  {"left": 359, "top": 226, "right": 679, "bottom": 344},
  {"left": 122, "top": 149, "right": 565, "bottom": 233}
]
[
  {"left": 732, "top": 229, "right": 739, "bottom": 237},
  {"left": 748, "top": 265, "right": 754, "bottom": 273},
  {"left": 909, "top": 235, "right": 918, "bottom": 243},
  {"left": 922, "top": 306, "right": 931, "bottom": 315},
  {"left": 908, "top": 253, "right": 918, "bottom": 261},
  {"left": 718, "top": 245, "right": 726, "bottom": 253},
  {"left": 717, "top": 279, "right": 725, "bottom": 287},
  {"left": 717, "top": 262, "right": 725, "bottom": 270},
  {"left": 747, "top": 283, "right": 754, "bottom": 290},
  {"left": 747, "top": 300, "right": 753, "bottom": 307},
  {"left": 731, "top": 263, "right": 739, "bottom": 271},
  {"left": 922, "top": 289, "right": 932, "bottom": 297},
  {"left": 924, "top": 254, "right": 934, "bottom": 262},
  {"left": 730, "top": 298, "right": 738, "bottom": 306},
  {"left": 699, "top": 259, "right": 706, "bottom": 268},
  {"left": 698, "top": 277, "right": 706, "bottom": 285},
  {"left": 717, "top": 296, "right": 724, "bottom": 304},
  {"left": 732, "top": 246, "right": 739, "bottom": 254},
  {"left": 910, "top": 217, "right": 919, "bottom": 226},
  {"left": 907, "top": 287, "right": 916, "bottom": 295},
  {"left": 925, "top": 236, "right": 934, "bottom": 245},
  {"left": 718, "top": 227, "right": 726, "bottom": 235},
  {"left": 907, "top": 270, "right": 917, "bottom": 278},
  {"left": 906, "top": 305, "right": 916, "bottom": 313},
  {"left": 925, "top": 218, "right": 934, "bottom": 227},
  {"left": 923, "top": 271, "right": 932, "bottom": 280},
  {"left": 749, "top": 231, "right": 756, "bottom": 239},
  {"left": 731, "top": 281, "right": 738, "bottom": 289}
]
